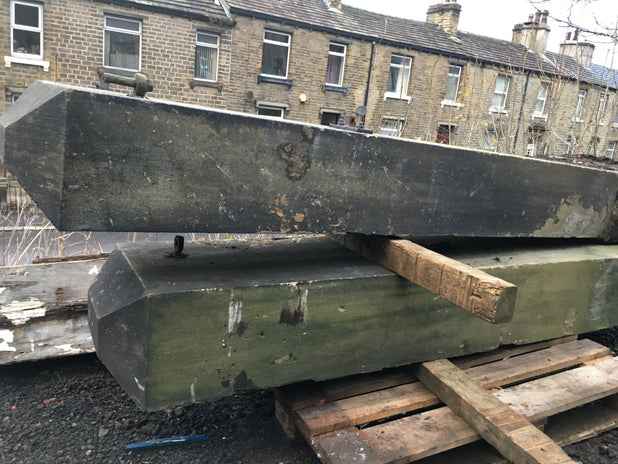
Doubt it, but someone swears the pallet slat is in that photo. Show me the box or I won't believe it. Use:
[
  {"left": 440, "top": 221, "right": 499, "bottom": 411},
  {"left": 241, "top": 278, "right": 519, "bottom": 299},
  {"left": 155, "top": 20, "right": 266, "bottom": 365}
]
[
  {"left": 415, "top": 359, "right": 577, "bottom": 464},
  {"left": 417, "top": 397, "right": 618, "bottom": 464},
  {"left": 288, "top": 339, "right": 609, "bottom": 438},
  {"left": 314, "top": 357, "right": 618, "bottom": 464}
]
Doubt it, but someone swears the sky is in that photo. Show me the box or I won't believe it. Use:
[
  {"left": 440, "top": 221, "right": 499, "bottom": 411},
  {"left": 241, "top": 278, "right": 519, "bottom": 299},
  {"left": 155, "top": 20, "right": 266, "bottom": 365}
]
[{"left": 342, "top": 0, "right": 618, "bottom": 67}]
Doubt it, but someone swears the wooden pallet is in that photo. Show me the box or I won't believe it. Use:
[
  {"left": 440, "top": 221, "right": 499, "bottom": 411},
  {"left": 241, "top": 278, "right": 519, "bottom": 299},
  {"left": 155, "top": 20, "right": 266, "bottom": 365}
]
[{"left": 275, "top": 337, "right": 618, "bottom": 464}]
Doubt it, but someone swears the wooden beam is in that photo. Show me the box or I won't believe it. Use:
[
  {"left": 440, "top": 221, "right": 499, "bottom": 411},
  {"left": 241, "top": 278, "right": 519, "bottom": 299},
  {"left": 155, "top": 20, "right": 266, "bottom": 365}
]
[
  {"left": 3, "top": 81, "right": 618, "bottom": 239},
  {"left": 291, "top": 339, "right": 608, "bottom": 438},
  {"left": 415, "top": 359, "right": 578, "bottom": 464},
  {"left": 0, "top": 257, "right": 103, "bottom": 364},
  {"left": 316, "top": 357, "right": 618, "bottom": 463},
  {"left": 343, "top": 233, "right": 517, "bottom": 323},
  {"left": 418, "top": 401, "right": 618, "bottom": 464}
]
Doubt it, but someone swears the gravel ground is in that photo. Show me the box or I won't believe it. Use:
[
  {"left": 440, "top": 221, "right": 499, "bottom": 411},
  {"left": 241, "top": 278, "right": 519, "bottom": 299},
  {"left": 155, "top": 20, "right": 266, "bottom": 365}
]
[{"left": 1, "top": 328, "right": 617, "bottom": 464}]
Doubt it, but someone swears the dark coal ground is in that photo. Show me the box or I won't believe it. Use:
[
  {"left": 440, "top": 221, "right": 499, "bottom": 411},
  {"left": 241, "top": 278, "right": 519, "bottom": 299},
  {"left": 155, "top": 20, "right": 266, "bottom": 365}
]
[{"left": 1, "top": 328, "right": 617, "bottom": 464}]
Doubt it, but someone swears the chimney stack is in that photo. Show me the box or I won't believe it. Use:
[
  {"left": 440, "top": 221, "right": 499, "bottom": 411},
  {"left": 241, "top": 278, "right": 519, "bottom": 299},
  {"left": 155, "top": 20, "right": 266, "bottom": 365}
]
[
  {"left": 324, "top": 0, "right": 341, "bottom": 10},
  {"left": 559, "top": 29, "right": 595, "bottom": 66},
  {"left": 512, "top": 10, "right": 551, "bottom": 55},
  {"left": 426, "top": 0, "right": 462, "bottom": 37}
]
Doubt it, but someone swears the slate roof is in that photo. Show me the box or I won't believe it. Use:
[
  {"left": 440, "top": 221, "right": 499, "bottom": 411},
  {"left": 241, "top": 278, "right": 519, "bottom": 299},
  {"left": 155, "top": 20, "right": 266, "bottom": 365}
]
[
  {"left": 99, "top": 0, "right": 228, "bottom": 21},
  {"left": 225, "top": 0, "right": 614, "bottom": 87},
  {"left": 587, "top": 62, "right": 618, "bottom": 89}
]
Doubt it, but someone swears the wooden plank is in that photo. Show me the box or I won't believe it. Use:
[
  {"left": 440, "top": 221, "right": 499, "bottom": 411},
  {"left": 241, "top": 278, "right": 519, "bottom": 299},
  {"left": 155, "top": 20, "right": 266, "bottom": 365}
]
[
  {"left": 415, "top": 358, "right": 577, "bottom": 464},
  {"left": 418, "top": 401, "right": 618, "bottom": 464},
  {"left": 0, "top": 258, "right": 104, "bottom": 364},
  {"left": 343, "top": 234, "right": 517, "bottom": 323},
  {"left": 294, "top": 339, "right": 608, "bottom": 438},
  {"left": 495, "top": 358, "right": 618, "bottom": 423},
  {"left": 453, "top": 336, "right": 578, "bottom": 370},
  {"left": 276, "top": 337, "right": 578, "bottom": 415},
  {"left": 314, "top": 358, "right": 618, "bottom": 464},
  {"left": 31, "top": 253, "right": 109, "bottom": 264},
  {"left": 4, "top": 81, "right": 618, "bottom": 240}
]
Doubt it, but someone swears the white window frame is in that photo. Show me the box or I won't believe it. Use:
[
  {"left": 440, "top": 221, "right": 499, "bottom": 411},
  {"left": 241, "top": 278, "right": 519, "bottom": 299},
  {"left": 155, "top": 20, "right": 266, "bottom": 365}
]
[
  {"left": 614, "top": 109, "right": 618, "bottom": 127},
  {"left": 380, "top": 117, "right": 405, "bottom": 137},
  {"left": 325, "top": 42, "right": 346, "bottom": 87},
  {"left": 573, "top": 89, "right": 586, "bottom": 122},
  {"left": 194, "top": 32, "right": 219, "bottom": 82},
  {"left": 256, "top": 101, "right": 287, "bottom": 119},
  {"left": 597, "top": 92, "right": 607, "bottom": 123},
  {"left": 5, "top": 0, "right": 49, "bottom": 71},
  {"left": 385, "top": 54, "right": 412, "bottom": 101},
  {"left": 103, "top": 15, "right": 142, "bottom": 72},
  {"left": 606, "top": 141, "right": 617, "bottom": 159},
  {"left": 441, "top": 64, "right": 462, "bottom": 107},
  {"left": 261, "top": 29, "right": 291, "bottom": 79},
  {"left": 489, "top": 74, "right": 510, "bottom": 114},
  {"left": 533, "top": 82, "right": 549, "bottom": 119}
]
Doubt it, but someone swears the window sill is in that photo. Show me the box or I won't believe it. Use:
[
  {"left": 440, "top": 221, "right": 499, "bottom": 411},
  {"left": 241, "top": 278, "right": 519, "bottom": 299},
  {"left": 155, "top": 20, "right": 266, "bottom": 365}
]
[
  {"left": 384, "top": 93, "right": 411, "bottom": 102},
  {"left": 4, "top": 56, "right": 50, "bottom": 72},
  {"left": 324, "top": 84, "right": 348, "bottom": 96},
  {"left": 257, "top": 75, "right": 293, "bottom": 88},
  {"left": 533, "top": 113, "right": 548, "bottom": 120},
  {"left": 190, "top": 79, "right": 223, "bottom": 92},
  {"left": 489, "top": 107, "right": 508, "bottom": 115},
  {"left": 572, "top": 118, "right": 584, "bottom": 123},
  {"left": 441, "top": 100, "right": 462, "bottom": 108}
]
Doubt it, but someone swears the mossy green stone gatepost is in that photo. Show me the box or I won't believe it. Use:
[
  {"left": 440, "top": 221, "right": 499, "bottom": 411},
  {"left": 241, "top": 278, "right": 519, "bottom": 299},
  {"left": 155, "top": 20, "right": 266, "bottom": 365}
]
[{"left": 88, "top": 237, "right": 618, "bottom": 411}]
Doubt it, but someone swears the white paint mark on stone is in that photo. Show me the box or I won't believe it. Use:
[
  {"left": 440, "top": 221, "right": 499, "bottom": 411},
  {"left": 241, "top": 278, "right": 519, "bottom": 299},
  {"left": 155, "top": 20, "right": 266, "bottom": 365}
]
[
  {"left": 0, "top": 329, "right": 16, "bottom": 352},
  {"left": 88, "top": 265, "right": 100, "bottom": 275},
  {"left": 190, "top": 381, "right": 196, "bottom": 403},
  {"left": 299, "top": 288, "right": 309, "bottom": 323},
  {"left": 134, "top": 376, "right": 145, "bottom": 391},
  {"left": 0, "top": 298, "right": 46, "bottom": 325},
  {"left": 228, "top": 293, "right": 242, "bottom": 335}
]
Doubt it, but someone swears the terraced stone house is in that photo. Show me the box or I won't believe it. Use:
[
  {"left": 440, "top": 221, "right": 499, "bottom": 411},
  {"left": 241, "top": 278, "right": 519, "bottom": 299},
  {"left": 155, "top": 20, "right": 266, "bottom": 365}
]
[{"left": 1, "top": 0, "right": 617, "bottom": 166}]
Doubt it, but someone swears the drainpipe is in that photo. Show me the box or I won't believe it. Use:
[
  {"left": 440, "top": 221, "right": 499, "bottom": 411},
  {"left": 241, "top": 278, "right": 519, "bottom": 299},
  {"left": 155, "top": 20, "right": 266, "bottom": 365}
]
[
  {"left": 513, "top": 70, "right": 531, "bottom": 153},
  {"left": 364, "top": 41, "right": 376, "bottom": 108}
]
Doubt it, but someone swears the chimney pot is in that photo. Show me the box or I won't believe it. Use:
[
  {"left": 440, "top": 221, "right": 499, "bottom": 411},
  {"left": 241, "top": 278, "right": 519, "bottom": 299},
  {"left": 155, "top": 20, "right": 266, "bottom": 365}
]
[
  {"left": 513, "top": 10, "right": 551, "bottom": 55},
  {"left": 541, "top": 10, "right": 548, "bottom": 23}
]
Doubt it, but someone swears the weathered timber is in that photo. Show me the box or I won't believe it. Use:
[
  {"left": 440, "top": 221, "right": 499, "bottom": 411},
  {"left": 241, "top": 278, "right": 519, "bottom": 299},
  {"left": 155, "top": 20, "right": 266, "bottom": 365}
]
[
  {"left": 316, "top": 357, "right": 618, "bottom": 464},
  {"left": 343, "top": 233, "right": 517, "bottom": 323},
  {"left": 88, "top": 236, "right": 618, "bottom": 410},
  {"left": 418, "top": 401, "right": 618, "bottom": 464},
  {"left": 415, "top": 359, "right": 577, "bottom": 464},
  {"left": 3, "top": 81, "right": 618, "bottom": 238},
  {"left": 282, "top": 339, "right": 609, "bottom": 439},
  {"left": 0, "top": 258, "right": 104, "bottom": 364}
]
